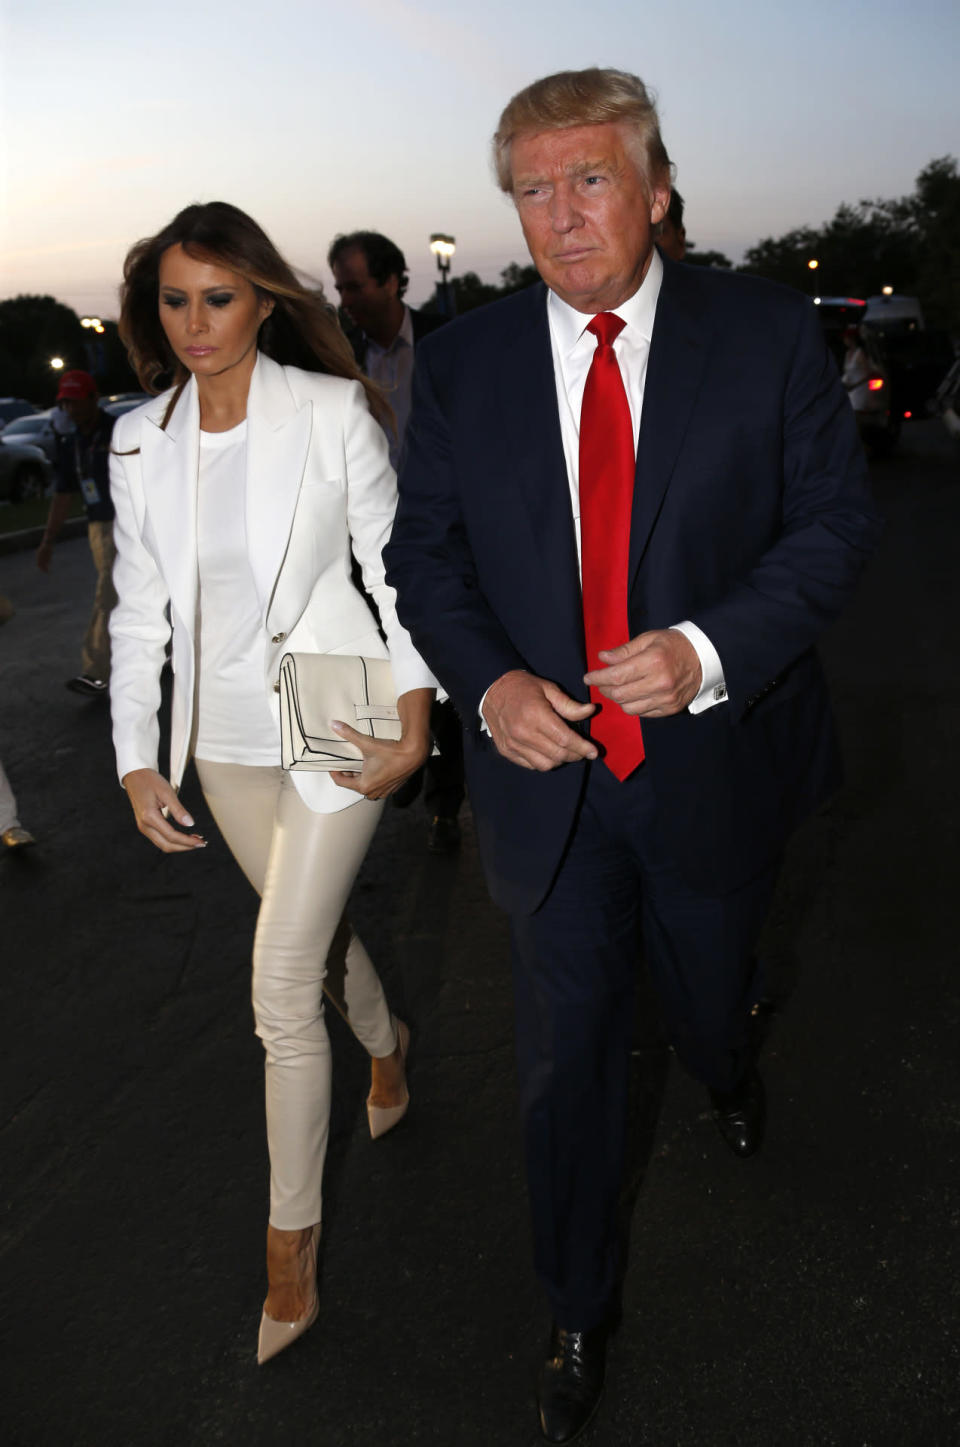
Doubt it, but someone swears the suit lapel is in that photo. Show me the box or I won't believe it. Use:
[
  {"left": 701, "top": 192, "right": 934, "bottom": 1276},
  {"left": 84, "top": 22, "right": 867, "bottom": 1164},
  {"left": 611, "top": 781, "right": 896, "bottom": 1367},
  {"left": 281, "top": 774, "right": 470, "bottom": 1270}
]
[
  {"left": 629, "top": 266, "right": 711, "bottom": 585},
  {"left": 496, "top": 286, "right": 584, "bottom": 652},
  {"left": 245, "top": 354, "right": 312, "bottom": 617},
  {"left": 140, "top": 379, "right": 200, "bottom": 627}
]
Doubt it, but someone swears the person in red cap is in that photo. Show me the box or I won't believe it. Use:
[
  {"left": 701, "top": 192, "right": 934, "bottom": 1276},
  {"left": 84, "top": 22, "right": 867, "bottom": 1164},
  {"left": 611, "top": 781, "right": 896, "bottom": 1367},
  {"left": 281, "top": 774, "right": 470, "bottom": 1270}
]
[{"left": 36, "top": 370, "right": 118, "bottom": 696}]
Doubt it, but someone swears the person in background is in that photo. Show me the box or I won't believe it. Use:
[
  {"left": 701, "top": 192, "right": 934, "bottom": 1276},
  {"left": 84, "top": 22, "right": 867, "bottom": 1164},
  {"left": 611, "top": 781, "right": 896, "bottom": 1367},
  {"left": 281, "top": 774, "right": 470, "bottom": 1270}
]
[
  {"left": 110, "top": 201, "right": 435, "bottom": 1365},
  {"left": 0, "top": 757, "right": 33, "bottom": 850},
  {"left": 36, "top": 371, "right": 117, "bottom": 698},
  {"left": 656, "top": 185, "right": 687, "bottom": 260},
  {"left": 0, "top": 593, "right": 35, "bottom": 850},
  {"left": 329, "top": 230, "right": 465, "bottom": 854},
  {"left": 841, "top": 323, "right": 872, "bottom": 406}
]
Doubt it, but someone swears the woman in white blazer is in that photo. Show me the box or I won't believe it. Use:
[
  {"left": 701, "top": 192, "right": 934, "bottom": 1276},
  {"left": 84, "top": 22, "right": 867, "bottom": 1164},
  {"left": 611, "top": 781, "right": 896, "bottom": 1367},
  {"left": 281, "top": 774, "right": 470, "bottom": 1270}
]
[{"left": 110, "top": 203, "right": 436, "bottom": 1363}]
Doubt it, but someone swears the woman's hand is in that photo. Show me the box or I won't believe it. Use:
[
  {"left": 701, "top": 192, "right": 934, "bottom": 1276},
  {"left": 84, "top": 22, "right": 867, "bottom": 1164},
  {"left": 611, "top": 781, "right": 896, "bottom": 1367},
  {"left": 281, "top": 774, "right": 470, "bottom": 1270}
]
[
  {"left": 329, "top": 686, "right": 435, "bottom": 800},
  {"left": 122, "top": 768, "right": 207, "bottom": 853}
]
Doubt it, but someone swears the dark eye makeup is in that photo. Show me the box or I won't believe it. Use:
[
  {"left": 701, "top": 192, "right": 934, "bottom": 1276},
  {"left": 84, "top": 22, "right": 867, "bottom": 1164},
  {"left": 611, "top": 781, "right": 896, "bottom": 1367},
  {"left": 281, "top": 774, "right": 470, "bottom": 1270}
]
[{"left": 159, "top": 291, "right": 235, "bottom": 308}]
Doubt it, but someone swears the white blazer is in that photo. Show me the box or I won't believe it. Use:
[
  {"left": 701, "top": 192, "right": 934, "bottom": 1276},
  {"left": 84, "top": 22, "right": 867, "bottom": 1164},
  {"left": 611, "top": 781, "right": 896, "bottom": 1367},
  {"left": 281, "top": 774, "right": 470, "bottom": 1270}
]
[{"left": 108, "top": 352, "right": 436, "bottom": 813}]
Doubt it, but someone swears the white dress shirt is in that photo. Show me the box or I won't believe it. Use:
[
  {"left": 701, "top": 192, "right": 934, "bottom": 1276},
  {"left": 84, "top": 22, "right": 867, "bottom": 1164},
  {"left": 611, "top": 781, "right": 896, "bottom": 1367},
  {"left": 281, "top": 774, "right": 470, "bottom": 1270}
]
[
  {"left": 194, "top": 421, "right": 280, "bottom": 765},
  {"left": 546, "top": 248, "right": 726, "bottom": 714},
  {"left": 364, "top": 305, "right": 415, "bottom": 471}
]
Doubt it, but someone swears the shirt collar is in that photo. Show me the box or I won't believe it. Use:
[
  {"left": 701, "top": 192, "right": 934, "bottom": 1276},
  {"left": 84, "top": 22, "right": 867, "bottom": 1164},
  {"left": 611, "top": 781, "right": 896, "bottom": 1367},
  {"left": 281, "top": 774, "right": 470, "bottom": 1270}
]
[
  {"left": 547, "top": 246, "right": 663, "bottom": 356},
  {"left": 367, "top": 305, "right": 414, "bottom": 357}
]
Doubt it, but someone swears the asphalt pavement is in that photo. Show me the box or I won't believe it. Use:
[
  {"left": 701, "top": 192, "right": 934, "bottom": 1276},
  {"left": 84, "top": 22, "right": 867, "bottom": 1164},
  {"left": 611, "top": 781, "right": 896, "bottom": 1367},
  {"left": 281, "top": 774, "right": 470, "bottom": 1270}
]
[{"left": 1, "top": 421, "right": 958, "bottom": 1446}]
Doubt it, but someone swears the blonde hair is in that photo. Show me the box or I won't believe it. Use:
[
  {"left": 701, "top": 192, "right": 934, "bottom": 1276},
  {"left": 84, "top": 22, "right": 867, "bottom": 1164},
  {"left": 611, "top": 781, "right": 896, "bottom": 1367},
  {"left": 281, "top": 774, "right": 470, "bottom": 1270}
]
[{"left": 492, "top": 68, "right": 671, "bottom": 194}]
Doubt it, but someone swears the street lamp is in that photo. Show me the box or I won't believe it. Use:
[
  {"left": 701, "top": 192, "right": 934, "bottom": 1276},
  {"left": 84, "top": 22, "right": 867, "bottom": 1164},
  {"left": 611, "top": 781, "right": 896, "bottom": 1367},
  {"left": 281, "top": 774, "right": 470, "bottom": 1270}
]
[
  {"left": 807, "top": 258, "right": 819, "bottom": 298},
  {"left": 881, "top": 285, "right": 894, "bottom": 297},
  {"left": 50, "top": 356, "right": 65, "bottom": 370},
  {"left": 429, "top": 233, "right": 456, "bottom": 316},
  {"left": 81, "top": 316, "right": 105, "bottom": 334}
]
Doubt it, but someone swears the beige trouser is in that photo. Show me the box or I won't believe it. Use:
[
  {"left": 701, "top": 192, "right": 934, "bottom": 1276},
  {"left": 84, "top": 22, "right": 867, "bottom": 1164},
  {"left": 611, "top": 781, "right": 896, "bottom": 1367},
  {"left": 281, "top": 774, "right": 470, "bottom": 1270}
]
[
  {"left": 194, "top": 760, "right": 397, "bottom": 1229},
  {"left": 82, "top": 521, "right": 117, "bottom": 681}
]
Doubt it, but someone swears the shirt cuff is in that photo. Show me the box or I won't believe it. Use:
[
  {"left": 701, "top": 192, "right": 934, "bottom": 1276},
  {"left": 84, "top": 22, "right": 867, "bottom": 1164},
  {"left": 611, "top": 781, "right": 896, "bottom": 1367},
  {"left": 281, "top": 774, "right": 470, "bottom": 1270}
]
[
  {"left": 669, "top": 621, "right": 727, "bottom": 715},
  {"left": 478, "top": 684, "right": 492, "bottom": 735}
]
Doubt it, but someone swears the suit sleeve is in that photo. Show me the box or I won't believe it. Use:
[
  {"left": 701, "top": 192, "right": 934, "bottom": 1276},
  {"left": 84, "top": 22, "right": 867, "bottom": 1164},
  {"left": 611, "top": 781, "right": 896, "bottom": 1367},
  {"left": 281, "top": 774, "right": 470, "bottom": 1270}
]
[
  {"left": 108, "top": 415, "right": 172, "bottom": 783},
  {"left": 690, "top": 300, "right": 881, "bottom": 719},
  {"left": 384, "top": 343, "right": 528, "bottom": 722},
  {"left": 339, "top": 381, "right": 438, "bottom": 698}
]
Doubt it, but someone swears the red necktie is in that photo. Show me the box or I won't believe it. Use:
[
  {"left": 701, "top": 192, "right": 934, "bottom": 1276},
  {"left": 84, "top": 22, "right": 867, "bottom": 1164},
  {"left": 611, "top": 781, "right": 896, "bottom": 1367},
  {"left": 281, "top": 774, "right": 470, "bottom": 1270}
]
[{"left": 579, "top": 313, "right": 644, "bottom": 780}]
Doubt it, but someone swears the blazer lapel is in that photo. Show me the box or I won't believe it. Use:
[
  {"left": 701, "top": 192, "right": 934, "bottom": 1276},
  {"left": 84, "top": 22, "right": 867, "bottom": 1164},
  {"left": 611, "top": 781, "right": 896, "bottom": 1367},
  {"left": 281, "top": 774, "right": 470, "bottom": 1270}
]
[
  {"left": 140, "top": 379, "right": 200, "bottom": 627},
  {"left": 629, "top": 267, "right": 711, "bottom": 585},
  {"left": 495, "top": 286, "right": 584, "bottom": 652},
  {"left": 245, "top": 354, "right": 313, "bottom": 617}
]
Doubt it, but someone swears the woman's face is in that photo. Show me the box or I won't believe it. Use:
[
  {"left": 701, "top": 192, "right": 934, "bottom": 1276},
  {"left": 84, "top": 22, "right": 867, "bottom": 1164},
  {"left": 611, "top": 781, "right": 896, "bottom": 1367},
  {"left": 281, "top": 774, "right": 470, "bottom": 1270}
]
[{"left": 157, "top": 243, "right": 274, "bottom": 380}]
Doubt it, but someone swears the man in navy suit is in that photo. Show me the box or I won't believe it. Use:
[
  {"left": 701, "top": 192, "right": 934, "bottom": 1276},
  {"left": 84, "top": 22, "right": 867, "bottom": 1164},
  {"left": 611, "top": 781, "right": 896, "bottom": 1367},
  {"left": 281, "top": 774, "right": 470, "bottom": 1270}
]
[{"left": 385, "top": 68, "right": 879, "bottom": 1443}]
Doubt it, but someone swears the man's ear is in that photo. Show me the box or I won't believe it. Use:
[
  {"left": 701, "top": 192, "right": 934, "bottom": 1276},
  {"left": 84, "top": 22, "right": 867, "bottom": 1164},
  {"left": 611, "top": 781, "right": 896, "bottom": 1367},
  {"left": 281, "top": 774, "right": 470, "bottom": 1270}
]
[{"left": 650, "top": 184, "right": 671, "bottom": 226}]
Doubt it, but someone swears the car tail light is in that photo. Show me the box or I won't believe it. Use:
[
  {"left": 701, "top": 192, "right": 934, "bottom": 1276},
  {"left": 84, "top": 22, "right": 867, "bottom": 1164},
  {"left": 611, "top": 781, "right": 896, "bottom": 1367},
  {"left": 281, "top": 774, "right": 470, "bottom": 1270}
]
[
  {"left": 868, "top": 377, "right": 884, "bottom": 391},
  {"left": 903, "top": 410, "right": 912, "bottom": 419}
]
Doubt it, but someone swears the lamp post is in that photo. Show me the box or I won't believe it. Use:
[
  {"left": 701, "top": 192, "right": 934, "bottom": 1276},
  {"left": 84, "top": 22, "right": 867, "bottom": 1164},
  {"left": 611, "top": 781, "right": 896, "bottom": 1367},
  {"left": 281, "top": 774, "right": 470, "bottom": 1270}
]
[
  {"left": 807, "top": 258, "right": 819, "bottom": 297},
  {"left": 50, "top": 356, "right": 65, "bottom": 370},
  {"left": 80, "top": 316, "right": 106, "bottom": 374},
  {"left": 429, "top": 234, "right": 456, "bottom": 317}
]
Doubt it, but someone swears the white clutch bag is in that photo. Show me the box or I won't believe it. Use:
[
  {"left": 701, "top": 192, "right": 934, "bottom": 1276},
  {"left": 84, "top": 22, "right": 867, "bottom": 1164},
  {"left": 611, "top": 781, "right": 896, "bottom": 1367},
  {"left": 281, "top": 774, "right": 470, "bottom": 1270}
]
[{"left": 279, "top": 652, "right": 403, "bottom": 772}]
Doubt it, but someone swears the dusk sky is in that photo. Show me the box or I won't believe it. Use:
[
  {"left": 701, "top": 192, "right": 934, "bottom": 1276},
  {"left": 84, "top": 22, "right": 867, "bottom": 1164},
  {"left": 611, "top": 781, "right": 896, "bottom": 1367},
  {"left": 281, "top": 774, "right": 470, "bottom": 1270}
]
[{"left": 1, "top": 0, "right": 957, "bottom": 319}]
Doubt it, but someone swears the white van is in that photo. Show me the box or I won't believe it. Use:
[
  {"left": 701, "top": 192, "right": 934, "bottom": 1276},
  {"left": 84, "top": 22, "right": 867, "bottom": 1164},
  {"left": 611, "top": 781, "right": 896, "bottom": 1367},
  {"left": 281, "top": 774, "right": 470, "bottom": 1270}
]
[{"left": 864, "top": 294, "right": 925, "bottom": 332}]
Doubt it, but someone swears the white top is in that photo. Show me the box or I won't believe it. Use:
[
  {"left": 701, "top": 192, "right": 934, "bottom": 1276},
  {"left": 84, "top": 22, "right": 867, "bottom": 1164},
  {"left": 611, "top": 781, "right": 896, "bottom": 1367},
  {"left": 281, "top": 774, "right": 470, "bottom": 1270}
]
[
  {"left": 365, "top": 305, "right": 415, "bottom": 470},
  {"left": 546, "top": 249, "right": 727, "bottom": 715},
  {"left": 193, "top": 420, "right": 279, "bottom": 765}
]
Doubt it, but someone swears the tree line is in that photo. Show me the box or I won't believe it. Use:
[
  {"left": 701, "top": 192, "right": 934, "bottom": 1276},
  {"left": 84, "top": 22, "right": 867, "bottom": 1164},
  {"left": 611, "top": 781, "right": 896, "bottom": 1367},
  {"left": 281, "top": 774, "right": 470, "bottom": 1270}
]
[
  {"left": 2, "top": 155, "right": 956, "bottom": 404},
  {"left": 0, "top": 297, "right": 137, "bottom": 403}
]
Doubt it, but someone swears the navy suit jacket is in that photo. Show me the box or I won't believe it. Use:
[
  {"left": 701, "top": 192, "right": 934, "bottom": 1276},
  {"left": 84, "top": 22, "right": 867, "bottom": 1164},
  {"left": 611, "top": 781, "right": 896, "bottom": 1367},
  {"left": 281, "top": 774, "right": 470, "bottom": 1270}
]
[{"left": 385, "top": 259, "right": 881, "bottom": 914}]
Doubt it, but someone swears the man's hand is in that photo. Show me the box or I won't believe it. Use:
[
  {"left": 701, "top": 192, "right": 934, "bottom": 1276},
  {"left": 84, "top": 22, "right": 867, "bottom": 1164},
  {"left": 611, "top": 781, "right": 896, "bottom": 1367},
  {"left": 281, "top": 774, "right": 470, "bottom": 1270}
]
[
  {"left": 482, "top": 669, "right": 597, "bottom": 771},
  {"left": 584, "top": 630, "right": 702, "bottom": 718}
]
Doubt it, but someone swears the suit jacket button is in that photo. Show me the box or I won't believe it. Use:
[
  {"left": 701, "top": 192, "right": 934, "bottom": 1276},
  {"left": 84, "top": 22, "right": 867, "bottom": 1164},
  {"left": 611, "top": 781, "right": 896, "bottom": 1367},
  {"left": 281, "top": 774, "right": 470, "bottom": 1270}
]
[{"left": 272, "top": 632, "right": 285, "bottom": 643}]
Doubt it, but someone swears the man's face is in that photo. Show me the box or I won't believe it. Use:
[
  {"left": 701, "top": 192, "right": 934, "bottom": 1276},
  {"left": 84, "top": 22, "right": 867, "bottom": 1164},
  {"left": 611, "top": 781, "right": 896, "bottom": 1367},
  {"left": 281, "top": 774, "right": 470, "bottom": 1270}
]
[
  {"left": 61, "top": 395, "right": 99, "bottom": 429},
  {"left": 331, "top": 248, "right": 398, "bottom": 335},
  {"left": 511, "top": 123, "right": 669, "bottom": 313}
]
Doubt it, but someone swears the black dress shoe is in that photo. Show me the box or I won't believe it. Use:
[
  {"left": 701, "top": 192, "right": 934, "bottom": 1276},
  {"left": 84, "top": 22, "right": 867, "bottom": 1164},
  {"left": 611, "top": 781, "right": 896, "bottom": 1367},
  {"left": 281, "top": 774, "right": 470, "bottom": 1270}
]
[
  {"left": 710, "top": 1066, "right": 766, "bottom": 1157},
  {"left": 537, "top": 1320, "right": 610, "bottom": 1444}
]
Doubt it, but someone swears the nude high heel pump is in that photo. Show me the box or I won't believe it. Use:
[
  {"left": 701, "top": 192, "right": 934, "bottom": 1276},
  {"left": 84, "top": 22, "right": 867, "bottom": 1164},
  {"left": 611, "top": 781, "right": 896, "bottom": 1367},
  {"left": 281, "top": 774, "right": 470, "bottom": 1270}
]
[
  {"left": 367, "top": 1018, "right": 410, "bottom": 1140},
  {"left": 257, "top": 1222, "right": 321, "bottom": 1365}
]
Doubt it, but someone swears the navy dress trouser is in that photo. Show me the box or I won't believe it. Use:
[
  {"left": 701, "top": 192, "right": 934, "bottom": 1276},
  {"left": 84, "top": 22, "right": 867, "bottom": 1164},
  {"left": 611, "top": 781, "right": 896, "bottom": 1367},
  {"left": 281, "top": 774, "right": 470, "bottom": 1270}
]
[{"left": 509, "top": 759, "right": 780, "bottom": 1330}]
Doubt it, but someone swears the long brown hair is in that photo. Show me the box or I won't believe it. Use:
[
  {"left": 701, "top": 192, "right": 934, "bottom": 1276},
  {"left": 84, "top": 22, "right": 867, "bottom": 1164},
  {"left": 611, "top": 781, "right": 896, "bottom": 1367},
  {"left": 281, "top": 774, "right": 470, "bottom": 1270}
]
[{"left": 117, "top": 201, "right": 389, "bottom": 428}]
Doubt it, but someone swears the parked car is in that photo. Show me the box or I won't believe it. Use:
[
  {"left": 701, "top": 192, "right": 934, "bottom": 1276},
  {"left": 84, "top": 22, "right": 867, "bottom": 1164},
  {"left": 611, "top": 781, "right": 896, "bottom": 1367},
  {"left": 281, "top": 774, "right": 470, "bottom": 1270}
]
[
  {"left": 815, "top": 298, "right": 900, "bottom": 456},
  {"left": 862, "top": 326, "right": 957, "bottom": 421},
  {"left": 0, "top": 437, "right": 53, "bottom": 503},
  {"left": 100, "top": 392, "right": 150, "bottom": 417},
  {"left": 0, "top": 411, "right": 59, "bottom": 462},
  {"left": 0, "top": 398, "right": 38, "bottom": 429},
  {"left": 933, "top": 357, "right": 960, "bottom": 441},
  {"left": 844, "top": 329, "right": 900, "bottom": 458}
]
